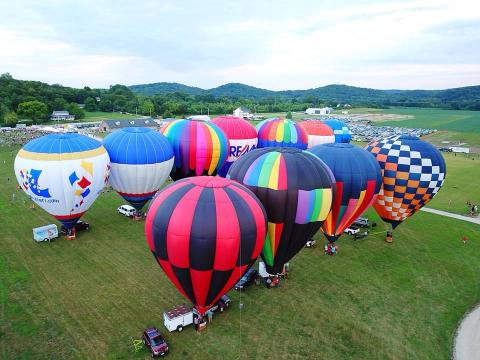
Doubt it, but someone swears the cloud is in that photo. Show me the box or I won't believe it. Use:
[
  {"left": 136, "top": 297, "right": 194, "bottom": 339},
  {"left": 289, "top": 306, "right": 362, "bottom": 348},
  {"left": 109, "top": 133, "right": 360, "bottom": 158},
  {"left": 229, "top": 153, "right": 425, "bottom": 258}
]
[{"left": 0, "top": 0, "right": 478, "bottom": 89}]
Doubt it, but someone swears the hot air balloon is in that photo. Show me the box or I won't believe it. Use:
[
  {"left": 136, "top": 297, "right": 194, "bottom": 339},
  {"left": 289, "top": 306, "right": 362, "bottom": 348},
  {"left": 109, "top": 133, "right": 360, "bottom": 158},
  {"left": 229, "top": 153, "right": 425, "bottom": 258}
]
[
  {"left": 161, "top": 119, "right": 229, "bottom": 180},
  {"left": 227, "top": 147, "right": 335, "bottom": 274},
  {"left": 102, "top": 127, "right": 174, "bottom": 213},
  {"left": 309, "top": 143, "right": 382, "bottom": 243},
  {"left": 145, "top": 176, "right": 267, "bottom": 315},
  {"left": 299, "top": 120, "right": 335, "bottom": 148},
  {"left": 365, "top": 135, "right": 446, "bottom": 241},
  {"left": 14, "top": 133, "right": 110, "bottom": 237},
  {"left": 211, "top": 116, "right": 258, "bottom": 177},
  {"left": 256, "top": 118, "right": 308, "bottom": 149},
  {"left": 324, "top": 119, "right": 351, "bottom": 143}
]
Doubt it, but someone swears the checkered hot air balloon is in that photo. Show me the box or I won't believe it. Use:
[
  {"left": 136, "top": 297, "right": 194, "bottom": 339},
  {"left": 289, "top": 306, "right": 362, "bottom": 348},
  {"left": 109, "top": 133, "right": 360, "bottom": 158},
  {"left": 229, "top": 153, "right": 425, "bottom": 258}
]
[
  {"left": 256, "top": 118, "right": 308, "bottom": 149},
  {"left": 211, "top": 116, "right": 258, "bottom": 177},
  {"left": 161, "top": 119, "right": 229, "bottom": 180},
  {"left": 324, "top": 119, "right": 351, "bottom": 143},
  {"left": 309, "top": 143, "right": 382, "bottom": 242},
  {"left": 227, "top": 147, "right": 335, "bottom": 274},
  {"left": 14, "top": 133, "right": 110, "bottom": 231},
  {"left": 103, "top": 127, "right": 174, "bottom": 212},
  {"left": 299, "top": 119, "right": 335, "bottom": 148},
  {"left": 365, "top": 135, "right": 446, "bottom": 230},
  {"left": 145, "top": 176, "right": 267, "bottom": 315}
]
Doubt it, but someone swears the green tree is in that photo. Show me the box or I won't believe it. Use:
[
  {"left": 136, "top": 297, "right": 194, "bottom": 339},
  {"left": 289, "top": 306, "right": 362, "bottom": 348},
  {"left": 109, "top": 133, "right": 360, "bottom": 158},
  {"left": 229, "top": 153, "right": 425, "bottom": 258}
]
[
  {"left": 141, "top": 99, "right": 155, "bottom": 116},
  {"left": 4, "top": 112, "right": 18, "bottom": 126},
  {"left": 66, "top": 103, "right": 85, "bottom": 120},
  {"left": 52, "top": 97, "right": 67, "bottom": 111},
  {"left": 17, "top": 100, "right": 49, "bottom": 123},
  {"left": 286, "top": 111, "right": 292, "bottom": 119},
  {"left": 85, "top": 97, "right": 97, "bottom": 112}
]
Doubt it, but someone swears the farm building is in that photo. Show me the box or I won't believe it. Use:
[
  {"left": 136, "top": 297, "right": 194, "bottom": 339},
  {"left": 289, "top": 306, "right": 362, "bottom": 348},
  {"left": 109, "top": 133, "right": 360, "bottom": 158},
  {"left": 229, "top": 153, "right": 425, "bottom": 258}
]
[
  {"left": 233, "top": 106, "right": 253, "bottom": 119},
  {"left": 305, "top": 107, "right": 333, "bottom": 115},
  {"left": 51, "top": 111, "right": 75, "bottom": 121},
  {"left": 99, "top": 118, "right": 158, "bottom": 132}
]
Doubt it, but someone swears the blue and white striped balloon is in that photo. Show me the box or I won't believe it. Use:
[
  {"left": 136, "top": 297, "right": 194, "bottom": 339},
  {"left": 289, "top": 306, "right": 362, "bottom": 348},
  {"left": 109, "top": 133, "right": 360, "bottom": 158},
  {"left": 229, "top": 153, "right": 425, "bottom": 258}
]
[{"left": 103, "top": 127, "right": 174, "bottom": 211}]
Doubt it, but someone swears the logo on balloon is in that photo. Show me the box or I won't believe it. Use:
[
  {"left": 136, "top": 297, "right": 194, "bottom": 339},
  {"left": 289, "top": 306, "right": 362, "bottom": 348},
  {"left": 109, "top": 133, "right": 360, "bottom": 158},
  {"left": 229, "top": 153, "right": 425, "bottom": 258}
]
[
  {"left": 69, "top": 160, "right": 93, "bottom": 211},
  {"left": 19, "top": 168, "right": 52, "bottom": 198},
  {"left": 229, "top": 144, "right": 256, "bottom": 158}
]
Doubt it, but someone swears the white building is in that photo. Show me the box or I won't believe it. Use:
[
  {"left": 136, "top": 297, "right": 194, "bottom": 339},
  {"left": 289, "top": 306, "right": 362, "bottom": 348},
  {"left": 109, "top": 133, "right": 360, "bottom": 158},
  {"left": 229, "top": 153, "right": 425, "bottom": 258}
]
[
  {"left": 51, "top": 111, "right": 75, "bottom": 121},
  {"left": 305, "top": 107, "right": 333, "bottom": 115},
  {"left": 233, "top": 106, "right": 253, "bottom": 119}
]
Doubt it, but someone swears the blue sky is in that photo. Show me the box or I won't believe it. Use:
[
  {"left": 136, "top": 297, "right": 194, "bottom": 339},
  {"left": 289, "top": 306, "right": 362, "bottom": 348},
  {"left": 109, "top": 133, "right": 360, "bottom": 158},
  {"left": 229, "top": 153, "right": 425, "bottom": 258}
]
[{"left": 0, "top": 0, "right": 479, "bottom": 90}]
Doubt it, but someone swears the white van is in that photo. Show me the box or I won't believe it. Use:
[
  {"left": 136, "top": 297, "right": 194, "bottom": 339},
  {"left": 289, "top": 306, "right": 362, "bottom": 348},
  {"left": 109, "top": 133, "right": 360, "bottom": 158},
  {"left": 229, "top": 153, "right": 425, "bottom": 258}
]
[
  {"left": 163, "top": 305, "right": 194, "bottom": 332},
  {"left": 117, "top": 205, "right": 136, "bottom": 217},
  {"left": 33, "top": 224, "right": 58, "bottom": 242}
]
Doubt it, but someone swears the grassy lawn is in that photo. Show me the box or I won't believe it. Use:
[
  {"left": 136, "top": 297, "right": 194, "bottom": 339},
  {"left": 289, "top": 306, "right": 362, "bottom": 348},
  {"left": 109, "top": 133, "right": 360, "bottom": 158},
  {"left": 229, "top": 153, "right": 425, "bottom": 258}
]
[
  {"left": 1, "top": 146, "right": 479, "bottom": 359},
  {"left": 83, "top": 111, "right": 141, "bottom": 122},
  {"left": 426, "top": 152, "right": 480, "bottom": 215}
]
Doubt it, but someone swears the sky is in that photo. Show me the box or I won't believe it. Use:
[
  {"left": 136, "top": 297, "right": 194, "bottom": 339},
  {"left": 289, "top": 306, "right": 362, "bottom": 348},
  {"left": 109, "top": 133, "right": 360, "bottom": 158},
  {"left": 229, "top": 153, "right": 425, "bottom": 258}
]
[{"left": 0, "top": 0, "right": 479, "bottom": 90}]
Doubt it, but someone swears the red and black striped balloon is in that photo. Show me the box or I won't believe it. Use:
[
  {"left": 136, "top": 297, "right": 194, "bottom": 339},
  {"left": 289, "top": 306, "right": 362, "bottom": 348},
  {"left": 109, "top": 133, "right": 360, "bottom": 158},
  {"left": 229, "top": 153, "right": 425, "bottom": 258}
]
[{"left": 145, "top": 176, "right": 267, "bottom": 314}]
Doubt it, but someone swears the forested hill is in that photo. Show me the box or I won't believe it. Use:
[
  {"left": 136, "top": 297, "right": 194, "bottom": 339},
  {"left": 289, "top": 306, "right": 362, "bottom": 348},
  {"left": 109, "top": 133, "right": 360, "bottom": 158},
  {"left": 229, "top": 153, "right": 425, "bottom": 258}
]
[{"left": 129, "top": 82, "right": 480, "bottom": 110}]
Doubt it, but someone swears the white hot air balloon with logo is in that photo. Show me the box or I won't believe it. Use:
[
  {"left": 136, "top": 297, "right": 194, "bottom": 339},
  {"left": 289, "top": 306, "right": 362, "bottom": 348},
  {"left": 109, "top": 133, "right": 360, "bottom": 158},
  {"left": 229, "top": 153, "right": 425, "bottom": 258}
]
[{"left": 14, "top": 133, "right": 110, "bottom": 237}]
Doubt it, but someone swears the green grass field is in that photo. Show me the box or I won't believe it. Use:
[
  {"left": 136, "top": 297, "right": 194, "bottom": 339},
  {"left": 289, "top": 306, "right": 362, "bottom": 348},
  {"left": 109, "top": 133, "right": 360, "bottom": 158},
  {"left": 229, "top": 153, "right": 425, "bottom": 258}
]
[
  {"left": 83, "top": 111, "right": 140, "bottom": 122},
  {"left": 1, "top": 146, "right": 479, "bottom": 359}
]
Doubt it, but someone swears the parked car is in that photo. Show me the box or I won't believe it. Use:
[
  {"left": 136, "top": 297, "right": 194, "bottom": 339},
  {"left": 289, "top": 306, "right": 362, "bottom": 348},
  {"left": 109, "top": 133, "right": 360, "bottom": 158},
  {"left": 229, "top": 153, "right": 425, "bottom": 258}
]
[
  {"left": 344, "top": 226, "right": 360, "bottom": 235},
  {"left": 354, "top": 230, "right": 369, "bottom": 240},
  {"left": 60, "top": 220, "right": 90, "bottom": 235},
  {"left": 142, "top": 327, "right": 169, "bottom": 357},
  {"left": 352, "top": 217, "right": 369, "bottom": 227},
  {"left": 117, "top": 204, "right": 136, "bottom": 217},
  {"left": 305, "top": 239, "right": 316, "bottom": 248},
  {"left": 163, "top": 305, "right": 193, "bottom": 332},
  {"left": 234, "top": 268, "right": 258, "bottom": 291},
  {"left": 32, "top": 224, "right": 58, "bottom": 242}
]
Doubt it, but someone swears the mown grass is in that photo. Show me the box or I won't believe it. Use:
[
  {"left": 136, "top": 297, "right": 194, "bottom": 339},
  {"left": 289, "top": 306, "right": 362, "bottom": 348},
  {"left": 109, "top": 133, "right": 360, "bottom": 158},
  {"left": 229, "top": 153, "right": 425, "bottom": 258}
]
[
  {"left": 1, "top": 146, "right": 479, "bottom": 359},
  {"left": 83, "top": 111, "right": 140, "bottom": 122}
]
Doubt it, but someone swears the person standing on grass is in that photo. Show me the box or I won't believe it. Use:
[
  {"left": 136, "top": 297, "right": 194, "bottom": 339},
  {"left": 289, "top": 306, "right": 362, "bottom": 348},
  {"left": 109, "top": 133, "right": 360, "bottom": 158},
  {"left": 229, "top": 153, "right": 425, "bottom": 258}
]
[
  {"left": 462, "top": 235, "right": 468, "bottom": 245},
  {"left": 207, "top": 309, "right": 213, "bottom": 324}
]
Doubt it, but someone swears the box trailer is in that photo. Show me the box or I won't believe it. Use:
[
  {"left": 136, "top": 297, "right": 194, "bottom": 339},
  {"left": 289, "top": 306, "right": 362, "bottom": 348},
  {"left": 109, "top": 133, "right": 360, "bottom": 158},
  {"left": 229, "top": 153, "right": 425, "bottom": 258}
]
[
  {"left": 163, "top": 305, "right": 194, "bottom": 332},
  {"left": 33, "top": 224, "right": 58, "bottom": 242}
]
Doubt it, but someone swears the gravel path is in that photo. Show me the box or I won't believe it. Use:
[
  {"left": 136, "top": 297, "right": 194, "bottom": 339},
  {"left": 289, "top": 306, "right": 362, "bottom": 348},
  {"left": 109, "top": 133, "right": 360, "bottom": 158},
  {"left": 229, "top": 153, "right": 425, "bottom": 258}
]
[
  {"left": 420, "top": 207, "right": 480, "bottom": 225},
  {"left": 454, "top": 305, "right": 480, "bottom": 360}
]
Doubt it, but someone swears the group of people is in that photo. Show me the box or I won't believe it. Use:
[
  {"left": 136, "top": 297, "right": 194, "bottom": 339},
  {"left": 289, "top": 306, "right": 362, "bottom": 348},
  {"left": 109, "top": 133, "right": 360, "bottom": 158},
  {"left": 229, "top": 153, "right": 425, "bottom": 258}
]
[
  {"left": 466, "top": 201, "right": 478, "bottom": 216},
  {"left": 0, "top": 129, "right": 44, "bottom": 147},
  {"left": 324, "top": 243, "right": 339, "bottom": 256}
]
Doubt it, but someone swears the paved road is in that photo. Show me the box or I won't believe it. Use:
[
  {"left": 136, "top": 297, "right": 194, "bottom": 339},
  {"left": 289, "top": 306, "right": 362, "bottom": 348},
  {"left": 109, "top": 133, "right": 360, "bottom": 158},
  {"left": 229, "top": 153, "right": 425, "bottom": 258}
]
[
  {"left": 420, "top": 207, "right": 480, "bottom": 225},
  {"left": 454, "top": 305, "right": 480, "bottom": 360}
]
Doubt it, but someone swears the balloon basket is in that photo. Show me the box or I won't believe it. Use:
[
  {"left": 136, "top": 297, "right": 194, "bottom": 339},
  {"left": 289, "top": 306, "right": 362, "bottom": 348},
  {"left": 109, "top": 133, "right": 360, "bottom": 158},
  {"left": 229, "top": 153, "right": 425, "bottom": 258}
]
[
  {"left": 385, "top": 230, "right": 393, "bottom": 243},
  {"left": 66, "top": 234, "right": 76, "bottom": 241},
  {"left": 133, "top": 214, "right": 143, "bottom": 221}
]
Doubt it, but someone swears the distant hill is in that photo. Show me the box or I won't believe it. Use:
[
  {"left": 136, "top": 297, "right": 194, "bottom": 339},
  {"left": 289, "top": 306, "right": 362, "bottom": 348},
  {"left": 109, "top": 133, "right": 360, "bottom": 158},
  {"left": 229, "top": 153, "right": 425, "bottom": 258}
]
[
  {"left": 128, "top": 82, "right": 480, "bottom": 109},
  {"left": 128, "top": 82, "right": 205, "bottom": 96}
]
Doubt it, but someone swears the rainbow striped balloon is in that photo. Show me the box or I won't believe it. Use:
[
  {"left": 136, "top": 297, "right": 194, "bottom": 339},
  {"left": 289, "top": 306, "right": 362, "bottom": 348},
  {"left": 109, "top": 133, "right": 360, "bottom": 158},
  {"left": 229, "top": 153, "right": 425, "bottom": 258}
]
[
  {"left": 228, "top": 147, "right": 334, "bottom": 274},
  {"left": 256, "top": 118, "right": 308, "bottom": 149},
  {"left": 161, "top": 119, "right": 229, "bottom": 180}
]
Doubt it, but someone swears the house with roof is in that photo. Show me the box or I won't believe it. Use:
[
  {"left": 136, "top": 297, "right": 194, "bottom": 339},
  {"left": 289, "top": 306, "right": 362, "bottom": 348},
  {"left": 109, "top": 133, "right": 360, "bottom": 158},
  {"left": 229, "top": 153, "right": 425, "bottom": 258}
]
[
  {"left": 233, "top": 106, "right": 253, "bottom": 119},
  {"left": 51, "top": 111, "right": 75, "bottom": 121},
  {"left": 99, "top": 118, "right": 159, "bottom": 132}
]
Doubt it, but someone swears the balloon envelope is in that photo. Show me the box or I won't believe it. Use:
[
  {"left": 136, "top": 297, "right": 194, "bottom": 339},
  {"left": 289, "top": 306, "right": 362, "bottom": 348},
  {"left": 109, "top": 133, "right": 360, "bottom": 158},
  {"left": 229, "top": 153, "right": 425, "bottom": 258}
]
[
  {"left": 256, "top": 118, "right": 308, "bottom": 149},
  {"left": 211, "top": 116, "right": 257, "bottom": 177},
  {"left": 299, "top": 120, "right": 335, "bottom": 148},
  {"left": 103, "top": 127, "right": 174, "bottom": 211},
  {"left": 145, "top": 176, "right": 267, "bottom": 314},
  {"left": 14, "top": 133, "right": 110, "bottom": 229},
  {"left": 365, "top": 135, "right": 446, "bottom": 228},
  {"left": 309, "top": 143, "right": 382, "bottom": 242},
  {"left": 161, "top": 119, "right": 229, "bottom": 180},
  {"left": 227, "top": 147, "right": 334, "bottom": 274},
  {"left": 324, "top": 119, "right": 351, "bottom": 143}
]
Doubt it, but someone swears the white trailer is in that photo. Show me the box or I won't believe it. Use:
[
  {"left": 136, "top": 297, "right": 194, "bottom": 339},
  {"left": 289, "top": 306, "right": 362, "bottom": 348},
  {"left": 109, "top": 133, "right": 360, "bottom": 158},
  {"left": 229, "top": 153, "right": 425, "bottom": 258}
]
[
  {"left": 32, "top": 224, "right": 58, "bottom": 242},
  {"left": 163, "top": 305, "right": 194, "bottom": 332}
]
